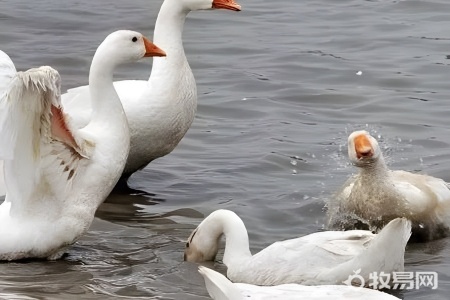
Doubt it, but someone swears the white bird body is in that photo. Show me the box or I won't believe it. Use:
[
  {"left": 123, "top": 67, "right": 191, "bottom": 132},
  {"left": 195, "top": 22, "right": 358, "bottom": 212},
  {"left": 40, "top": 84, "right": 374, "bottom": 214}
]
[
  {"left": 327, "top": 130, "right": 450, "bottom": 241},
  {"left": 198, "top": 266, "right": 400, "bottom": 300},
  {"left": 61, "top": 0, "right": 241, "bottom": 180},
  {"left": 0, "top": 31, "right": 165, "bottom": 260},
  {"left": 185, "top": 209, "right": 411, "bottom": 286},
  {"left": 0, "top": 161, "right": 5, "bottom": 197}
]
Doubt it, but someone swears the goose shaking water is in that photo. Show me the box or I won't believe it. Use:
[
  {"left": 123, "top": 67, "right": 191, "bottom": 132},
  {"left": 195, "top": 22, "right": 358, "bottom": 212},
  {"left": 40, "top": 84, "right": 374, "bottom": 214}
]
[{"left": 327, "top": 130, "right": 450, "bottom": 241}]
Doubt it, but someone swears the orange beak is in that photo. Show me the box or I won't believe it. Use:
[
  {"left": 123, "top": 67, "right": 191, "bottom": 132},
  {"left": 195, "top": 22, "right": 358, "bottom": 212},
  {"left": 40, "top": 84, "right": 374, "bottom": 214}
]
[
  {"left": 354, "top": 134, "right": 374, "bottom": 159},
  {"left": 212, "top": 0, "right": 241, "bottom": 11},
  {"left": 143, "top": 37, "right": 166, "bottom": 57}
]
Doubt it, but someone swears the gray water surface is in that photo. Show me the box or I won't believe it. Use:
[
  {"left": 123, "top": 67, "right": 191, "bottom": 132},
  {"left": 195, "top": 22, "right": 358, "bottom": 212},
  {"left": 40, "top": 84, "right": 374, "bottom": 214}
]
[{"left": 1, "top": 0, "right": 450, "bottom": 299}]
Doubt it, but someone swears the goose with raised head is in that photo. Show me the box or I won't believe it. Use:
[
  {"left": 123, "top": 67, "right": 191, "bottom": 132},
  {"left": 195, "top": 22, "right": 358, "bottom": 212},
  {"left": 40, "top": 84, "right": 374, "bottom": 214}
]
[
  {"left": 0, "top": 31, "right": 165, "bottom": 260},
  {"left": 61, "top": 0, "right": 241, "bottom": 186},
  {"left": 327, "top": 130, "right": 450, "bottom": 241},
  {"left": 184, "top": 209, "right": 411, "bottom": 286},
  {"left": 198, "top": 266, "right": 400, "bottom": 300}
]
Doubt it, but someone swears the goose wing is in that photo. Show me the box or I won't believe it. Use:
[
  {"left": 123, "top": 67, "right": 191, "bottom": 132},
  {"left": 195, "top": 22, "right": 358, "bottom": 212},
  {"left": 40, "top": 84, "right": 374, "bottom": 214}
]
[
  {"left": 244, "top": 230, "right": 374, "bottom": 285},
  {"left": 391, "top": 170, "right": 450, "bottom": 215},
  {"left": 0, "top": 50, "right": 91, "bottom": 214}
]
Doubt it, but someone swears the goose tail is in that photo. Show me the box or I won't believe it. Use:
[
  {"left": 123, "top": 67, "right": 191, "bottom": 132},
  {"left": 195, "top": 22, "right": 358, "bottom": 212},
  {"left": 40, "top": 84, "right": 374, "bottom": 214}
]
[
  {"left": 365, "top": 217, "right": 411, "bottom": 269},
  {"left": 324, "top": 218, "right": 412, "bottom": 286},
  {"left": 351, "top": 218, "right": 411, "bottom": 285}
]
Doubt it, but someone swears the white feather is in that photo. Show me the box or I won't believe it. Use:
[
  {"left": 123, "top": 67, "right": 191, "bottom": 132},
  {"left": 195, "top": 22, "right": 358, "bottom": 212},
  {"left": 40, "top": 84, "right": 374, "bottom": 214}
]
[
  {"left": 61, "top": 0, "right": 208, "bottom": 179},
  {"left": 0, "top": 64, "right": 62, "bottom": 215},
  {"left": 0, "top": 50, "right": 18, "bottom": 160},
  {"left": 185, "top": 210, "right": 411, "bottom": 286},
  {"left": 0, "top": 30, "right": 153, "bottom": 260},
  {"left": 329, "top": 130, "right": 450, "bottom": 240},
  {"left": 198, "top": 266, "right": 400, "bottom": 300}
]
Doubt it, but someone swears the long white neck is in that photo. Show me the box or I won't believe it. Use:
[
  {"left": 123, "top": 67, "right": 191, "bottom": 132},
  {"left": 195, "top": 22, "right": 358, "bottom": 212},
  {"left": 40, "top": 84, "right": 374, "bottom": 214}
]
[
  {"left": 88, "top": 53, "right": 126, "bottom": 126},
  {"left": 149, "top": 0, "right": 189, "bottom": 81},
  {"left": 82, "top": 47, "right": 129, "bottom": 210},
  {"left": 208, "top": 210, "right": 253, "bottom": 267}
]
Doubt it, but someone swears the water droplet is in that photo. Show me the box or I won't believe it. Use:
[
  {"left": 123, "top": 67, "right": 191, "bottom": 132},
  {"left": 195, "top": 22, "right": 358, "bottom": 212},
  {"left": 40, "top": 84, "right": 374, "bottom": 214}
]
[{"left": 292, "top": 169, "right": 297, "bottom": 175}]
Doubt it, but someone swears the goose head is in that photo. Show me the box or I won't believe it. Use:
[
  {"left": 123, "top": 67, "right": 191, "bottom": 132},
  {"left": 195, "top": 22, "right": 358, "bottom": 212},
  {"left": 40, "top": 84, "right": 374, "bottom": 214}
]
[
  {"left": 181, "top": 0, "right": 241, "bottom": 12},
  {"left": 95, "top": 30, "right": 166, "bottom": 66},
  {"left": 184, "top": 216, "right": 221, "bottom": 262},
  {"left": 348, "top": 130, "right": 382, "bottom": 167}
]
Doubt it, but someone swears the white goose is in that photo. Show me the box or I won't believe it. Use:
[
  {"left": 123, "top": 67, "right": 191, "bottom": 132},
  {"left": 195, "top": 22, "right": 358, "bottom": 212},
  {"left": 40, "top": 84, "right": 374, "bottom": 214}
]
[
  {"left": 0, "top": 161, "right": 4, "bottom": 197},
  {"left": 198, "top": 266, "right": 400, "bottom": 300},
  {"left": 184, "top": 209, "right": 411, "bottom": 286},
  {"left": 0, "top": 31, "right": 165, "bottom": 260},
  {"left": 327, "top": 130, "right": 450, "bottom": 241},
  {"left": 61, "top": 0, "right": 241, "bottom": 184}
]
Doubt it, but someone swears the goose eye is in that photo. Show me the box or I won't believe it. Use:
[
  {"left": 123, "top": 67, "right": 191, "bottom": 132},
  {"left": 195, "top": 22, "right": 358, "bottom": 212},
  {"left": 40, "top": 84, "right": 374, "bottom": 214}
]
[
  {"left": 186, "top": 242, "right": 190, "bottom": 248},
  {"left": 132, "top": 37, "right": 138, "bottom": 42}
]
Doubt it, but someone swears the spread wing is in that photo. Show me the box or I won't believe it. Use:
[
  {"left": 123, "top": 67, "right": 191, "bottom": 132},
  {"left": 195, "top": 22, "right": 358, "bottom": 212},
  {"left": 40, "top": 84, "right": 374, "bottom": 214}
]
[{"left": 0, "top": 50, "right": 92, "bottom": 215}]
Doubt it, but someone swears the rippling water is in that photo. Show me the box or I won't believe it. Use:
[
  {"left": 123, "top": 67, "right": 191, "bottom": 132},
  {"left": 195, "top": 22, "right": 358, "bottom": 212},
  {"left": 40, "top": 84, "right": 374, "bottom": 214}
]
[{"left": 2, "top": 0, "right": 450, "bottom": 299}]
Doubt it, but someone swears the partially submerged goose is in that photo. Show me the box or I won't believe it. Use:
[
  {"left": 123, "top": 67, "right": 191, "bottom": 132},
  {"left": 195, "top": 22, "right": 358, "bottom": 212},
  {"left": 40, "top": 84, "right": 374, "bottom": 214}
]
[{"left": 184, "top": 209, "right": 411, "bottom": 286}]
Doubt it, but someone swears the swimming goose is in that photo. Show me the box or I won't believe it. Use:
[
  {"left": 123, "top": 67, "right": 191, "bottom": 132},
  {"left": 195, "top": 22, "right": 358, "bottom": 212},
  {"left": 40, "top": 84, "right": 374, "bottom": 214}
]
[
  {"left": 61, "top": 0, "right": 241, "bottom": 185},
  {"left": 198, "top": 266, "right": 400, "bottom": 300},
  {"left": 327, "top": 130, "right": 450, "bottom": 241},
  {"left": 0, "top": 31, "right": 165, "bottom": 260},
  {"left": 184, "top": 209, "right": 411, "bottom": 286}
]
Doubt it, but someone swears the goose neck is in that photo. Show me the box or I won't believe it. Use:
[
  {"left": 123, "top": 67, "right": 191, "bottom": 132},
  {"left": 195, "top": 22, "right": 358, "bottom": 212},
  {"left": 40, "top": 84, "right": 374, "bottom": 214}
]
[
  {"left": 215, "top": 211, "right": 252, "bottom": 267},
  {"left": 88, "top": 55, "right": 124, "bottom": 124},
  {"left": 150, "top": 1, "right": 189, "bottom": 80},
  {"left": 358, "top": 156, "right": 389, "bottom": 179},
  {"left": 154, "top": 1, "right": 187, "bottom": 48}
]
